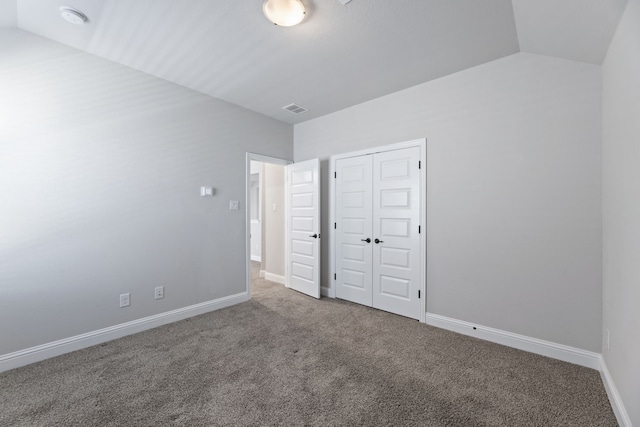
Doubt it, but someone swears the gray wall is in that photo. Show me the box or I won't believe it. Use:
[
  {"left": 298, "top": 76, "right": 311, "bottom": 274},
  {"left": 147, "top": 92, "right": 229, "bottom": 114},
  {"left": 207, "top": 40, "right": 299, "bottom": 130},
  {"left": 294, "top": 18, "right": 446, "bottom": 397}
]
[
  {"left": 0, "top": 29, "right": 292, "bottom": 355},
  {"left": 602, "top": 0, "right": 640, "bottom": 423},
  {"left": 294, "top": 52, "right": 602, "bottom": 352},
  {"left": 0, "top": 0, "right": 16, "bottom": 27}
]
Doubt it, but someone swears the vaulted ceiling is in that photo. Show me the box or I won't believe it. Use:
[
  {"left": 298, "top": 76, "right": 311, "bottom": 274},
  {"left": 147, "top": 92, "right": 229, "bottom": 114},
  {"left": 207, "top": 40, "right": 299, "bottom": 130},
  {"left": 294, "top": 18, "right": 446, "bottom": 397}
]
[{"left": 2, "top": 0, "right": 630, "bottom": 124}]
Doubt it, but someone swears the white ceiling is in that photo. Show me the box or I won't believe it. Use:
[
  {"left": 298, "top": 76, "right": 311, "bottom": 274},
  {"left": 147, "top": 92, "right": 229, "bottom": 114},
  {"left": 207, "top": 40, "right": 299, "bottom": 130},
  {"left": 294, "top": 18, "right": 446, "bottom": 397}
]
[{"left": 6, "top": 0, "right": 630, "bottom": 124}]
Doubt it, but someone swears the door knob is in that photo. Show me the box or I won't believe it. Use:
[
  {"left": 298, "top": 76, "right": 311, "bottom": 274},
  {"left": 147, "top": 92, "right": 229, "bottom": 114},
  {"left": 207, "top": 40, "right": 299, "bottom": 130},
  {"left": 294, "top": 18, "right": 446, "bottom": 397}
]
[
  {"left": 361, "top": 238, "right": 371, "bottom": 243},
  {"left": 309, "top": 233, "right": 319, "bottom": 239},
  {"left": 374, "top": 238, "right": 384, "bottom": 244}
]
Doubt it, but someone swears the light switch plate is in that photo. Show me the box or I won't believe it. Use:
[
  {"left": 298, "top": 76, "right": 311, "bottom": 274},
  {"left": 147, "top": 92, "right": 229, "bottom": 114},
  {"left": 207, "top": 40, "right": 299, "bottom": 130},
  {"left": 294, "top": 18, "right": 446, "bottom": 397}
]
[
  {"left": 200, "top": 186, "right": 214, "bottom": 197},
  {"left": 229, "top": 200, "right": 239, "bottom": 210}
]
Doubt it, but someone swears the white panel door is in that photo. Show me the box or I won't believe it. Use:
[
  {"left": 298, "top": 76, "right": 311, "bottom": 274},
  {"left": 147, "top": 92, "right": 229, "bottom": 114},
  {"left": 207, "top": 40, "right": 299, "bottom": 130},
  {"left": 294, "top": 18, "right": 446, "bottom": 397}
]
[
  {"left": 372, "top": 147, "right": 422, "bottom": 319},
  {"left": 286, "top": 159, "right": 321, "bottom": 299},
  {"left": 335, "top": 155, "right": 373, "bottom": 306}
]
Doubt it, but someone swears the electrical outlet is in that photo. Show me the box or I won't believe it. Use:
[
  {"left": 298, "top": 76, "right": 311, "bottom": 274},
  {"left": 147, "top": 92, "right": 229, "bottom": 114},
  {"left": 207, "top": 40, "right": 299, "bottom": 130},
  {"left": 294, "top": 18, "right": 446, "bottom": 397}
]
[
  {"left": 119, "top": 293, "right": 130, "bottom": 308},
  {"left": 607, "top": 329, "right": 610, "bottom": 350},
  {"left": 154, "top": 286, "right": 164, "bottom": 300}
]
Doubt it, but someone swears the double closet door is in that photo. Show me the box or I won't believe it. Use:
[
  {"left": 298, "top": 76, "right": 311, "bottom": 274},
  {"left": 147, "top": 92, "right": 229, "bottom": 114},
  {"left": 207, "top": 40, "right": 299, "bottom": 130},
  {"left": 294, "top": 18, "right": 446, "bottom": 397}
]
[{"left": 335, "top": 146, "right": 422, "bottom": 320}]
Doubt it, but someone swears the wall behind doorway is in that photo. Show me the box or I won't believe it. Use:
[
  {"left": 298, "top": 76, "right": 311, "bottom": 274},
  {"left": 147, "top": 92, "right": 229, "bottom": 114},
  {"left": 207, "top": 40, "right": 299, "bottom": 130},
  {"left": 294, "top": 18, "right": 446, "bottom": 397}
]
[
  {"left": 260, "top": 163, "right": 286, "bottom": 283},
  {"left": 250, "top": 161, "right": 262, "bottom": 262}
]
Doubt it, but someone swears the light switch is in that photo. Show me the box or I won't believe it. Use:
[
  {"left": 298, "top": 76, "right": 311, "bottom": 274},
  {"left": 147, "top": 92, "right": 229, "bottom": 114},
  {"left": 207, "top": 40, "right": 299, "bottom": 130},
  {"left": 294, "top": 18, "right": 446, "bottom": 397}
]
[
  {"left": 229, "top": 200, "right": 239, "bottom": 210},
  {"left": 201, "top": 186, "right": 214, "bottom": 197}
]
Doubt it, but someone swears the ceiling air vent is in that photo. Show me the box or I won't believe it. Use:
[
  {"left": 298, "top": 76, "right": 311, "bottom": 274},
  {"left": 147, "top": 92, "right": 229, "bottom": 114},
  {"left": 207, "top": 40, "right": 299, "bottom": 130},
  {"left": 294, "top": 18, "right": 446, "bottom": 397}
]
[{"left": 282, "top": 103, "right": 308, "bottom": 114}]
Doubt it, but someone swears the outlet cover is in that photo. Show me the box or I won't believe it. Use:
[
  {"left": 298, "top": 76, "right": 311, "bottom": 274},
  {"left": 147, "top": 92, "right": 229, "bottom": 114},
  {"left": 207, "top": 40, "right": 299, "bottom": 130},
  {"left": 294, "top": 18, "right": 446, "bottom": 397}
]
[
  {"left": 155, "top": 286, "right": 164, "bottom": 300},
  {"left": 120, "top": 293, "right": 130, "bottom": 308}
]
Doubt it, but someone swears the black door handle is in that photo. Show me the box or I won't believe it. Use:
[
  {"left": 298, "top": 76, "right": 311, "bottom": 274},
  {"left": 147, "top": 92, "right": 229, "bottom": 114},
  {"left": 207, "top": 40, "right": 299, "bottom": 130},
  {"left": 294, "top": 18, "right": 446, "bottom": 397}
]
[
  {"left": 309, "top": 234, "right": 319, "bottom": 239},
  {"left": 361, "top": 238, "right": 371, "bottom": 243},
  {"left": 374, "top": 238, "right": 384, "bottom": 244}
]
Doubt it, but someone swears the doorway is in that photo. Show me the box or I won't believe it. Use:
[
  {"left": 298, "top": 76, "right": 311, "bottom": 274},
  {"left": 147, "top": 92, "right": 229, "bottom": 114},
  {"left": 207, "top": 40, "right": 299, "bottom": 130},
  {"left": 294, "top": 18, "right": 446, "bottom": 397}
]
[{"left": 245, "top": 154, "right": 289, "bottom": 298}]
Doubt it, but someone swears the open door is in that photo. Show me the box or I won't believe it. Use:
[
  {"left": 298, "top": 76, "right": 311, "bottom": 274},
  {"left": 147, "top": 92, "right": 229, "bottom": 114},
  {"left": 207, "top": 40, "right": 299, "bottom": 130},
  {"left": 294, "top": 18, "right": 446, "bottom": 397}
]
[{"left": 285, "top": 158, "right": 321, "bottom": 299}]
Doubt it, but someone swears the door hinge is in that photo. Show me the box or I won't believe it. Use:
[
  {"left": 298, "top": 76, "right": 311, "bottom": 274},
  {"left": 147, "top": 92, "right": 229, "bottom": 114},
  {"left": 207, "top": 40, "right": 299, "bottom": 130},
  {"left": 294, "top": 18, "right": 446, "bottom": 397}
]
[
  {"left": 418, "top": 160, "right": 421, "bottom": 169},
  {"left": 334, "top": 172, "right": 337, "bottom": 178},
  {"left": 334, "top": 222, "right": 337, "bottom": 229},
  {"left": 334, "top": 273, "right": 337, "bottom": 280},
  {"left": 418, "top": 290, "right": 421, "bottom": 298},
  {"left": 418, "top": 225, "right": 421, "bottom": 234}
]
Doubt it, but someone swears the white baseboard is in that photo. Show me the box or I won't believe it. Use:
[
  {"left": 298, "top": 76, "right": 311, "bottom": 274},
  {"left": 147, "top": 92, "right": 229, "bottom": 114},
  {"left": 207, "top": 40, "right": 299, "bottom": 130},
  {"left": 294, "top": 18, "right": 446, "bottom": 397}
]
[
  {"left": 251, "top": 255, "right": 261, "bottom": 262},
  {"left": 0, "top": 292, "right": 249, "bottom": 373},
  {"left": 600, "top": 359, "right": 633, "bottom": 427},
  {"left": 424, "top": 313, "right": 601, "bottom": 370},
  {"left": 264, "top": 272, "right": 285, "bottom": 285}
]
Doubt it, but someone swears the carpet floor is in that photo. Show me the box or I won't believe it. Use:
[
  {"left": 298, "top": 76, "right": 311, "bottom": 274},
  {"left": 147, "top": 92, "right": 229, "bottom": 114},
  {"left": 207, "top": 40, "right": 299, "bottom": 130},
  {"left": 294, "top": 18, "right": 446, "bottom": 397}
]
[{"left": 0, "top": 263, "right": 617, "bottom": 426}]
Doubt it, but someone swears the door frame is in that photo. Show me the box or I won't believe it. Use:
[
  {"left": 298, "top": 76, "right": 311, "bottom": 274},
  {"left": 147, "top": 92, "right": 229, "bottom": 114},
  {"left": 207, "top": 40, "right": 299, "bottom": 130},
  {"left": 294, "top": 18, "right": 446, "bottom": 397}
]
[
  {"left": 329, "top": 138, "right": 427, "bottom": 323},
  {"left": 245, "top": 153, "right": 292, "bottom": 299}
]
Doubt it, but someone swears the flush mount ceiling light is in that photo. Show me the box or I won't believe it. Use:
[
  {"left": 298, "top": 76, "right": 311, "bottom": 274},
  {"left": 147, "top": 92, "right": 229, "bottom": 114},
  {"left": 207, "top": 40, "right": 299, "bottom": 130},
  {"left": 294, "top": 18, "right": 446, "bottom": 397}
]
[
  {"left": 263, "top": 0, "right": 305, "bottom": 27},
  {"left": 59, "top": 6, "right": 88, "bottom": 25}
]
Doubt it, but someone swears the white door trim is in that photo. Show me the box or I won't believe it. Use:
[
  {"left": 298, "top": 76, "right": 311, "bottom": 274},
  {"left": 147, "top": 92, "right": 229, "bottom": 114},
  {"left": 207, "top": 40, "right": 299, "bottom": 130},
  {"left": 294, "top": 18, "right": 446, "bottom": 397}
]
[
  {"left": 245, "top": 153, "right": 292, "bottom": 300},
  {"left": 329, "top": 138, "right": 427, "bottom": 323}
]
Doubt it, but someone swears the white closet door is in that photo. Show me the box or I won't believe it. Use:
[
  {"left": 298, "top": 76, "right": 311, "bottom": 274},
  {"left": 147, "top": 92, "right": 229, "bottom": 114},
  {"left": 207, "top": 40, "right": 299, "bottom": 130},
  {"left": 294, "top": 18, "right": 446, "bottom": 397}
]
[
  {"left": 286, "top": 159, "right": 321, "bottom": 299},
  {"left": 372, "top": 147, "right": 422, "bottom": 320},
  {"left": 335, "top": 155, "right": 373, "bottom": 306}
]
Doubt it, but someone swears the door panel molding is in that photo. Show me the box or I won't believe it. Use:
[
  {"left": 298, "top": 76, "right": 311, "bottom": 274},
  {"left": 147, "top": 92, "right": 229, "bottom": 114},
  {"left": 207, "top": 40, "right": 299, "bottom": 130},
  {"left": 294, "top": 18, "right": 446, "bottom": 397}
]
[
  {"left": 329, "top": 139, "right": 427, "bottom": 322},
  {"left": 373, "top": 146, "right": 421, "bottom": 319},
  {"left": 335, "top": 155, "right": 373, "bottom": 306},
  {"left": 285, "top": 158, "right": 321, "bottom": 299}
]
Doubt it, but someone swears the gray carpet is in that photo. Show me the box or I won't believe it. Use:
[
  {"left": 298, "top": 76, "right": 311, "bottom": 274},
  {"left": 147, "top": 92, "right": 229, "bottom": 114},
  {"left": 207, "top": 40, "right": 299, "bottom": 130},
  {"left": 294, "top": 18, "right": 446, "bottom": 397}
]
[{"left": 0, "top": 263, "right": 617, "bottom": 426}]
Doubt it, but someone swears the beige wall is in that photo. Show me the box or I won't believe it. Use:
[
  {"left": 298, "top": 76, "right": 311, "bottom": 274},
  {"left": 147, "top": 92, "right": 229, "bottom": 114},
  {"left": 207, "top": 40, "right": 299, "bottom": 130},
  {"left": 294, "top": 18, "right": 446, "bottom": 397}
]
[{"left": 262, "top": 163, "right": 285, "bottom": 278}]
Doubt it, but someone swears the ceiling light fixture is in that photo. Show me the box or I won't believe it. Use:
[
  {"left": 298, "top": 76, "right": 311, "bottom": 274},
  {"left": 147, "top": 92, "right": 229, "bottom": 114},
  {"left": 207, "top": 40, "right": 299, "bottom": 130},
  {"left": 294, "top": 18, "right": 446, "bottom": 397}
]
[
  {"left": 59, "top": 6, "right": 88, "bottom": 25},
  {"left": 263, "top": 0, "right": 305, "bottom": 27}
]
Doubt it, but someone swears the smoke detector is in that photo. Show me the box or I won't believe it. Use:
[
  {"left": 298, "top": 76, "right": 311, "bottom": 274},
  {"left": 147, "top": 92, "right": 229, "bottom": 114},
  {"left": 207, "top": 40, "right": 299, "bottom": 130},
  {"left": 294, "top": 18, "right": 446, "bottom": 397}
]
[{"left": 59, "top": 6, "right": 88, "bottom": 25}]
